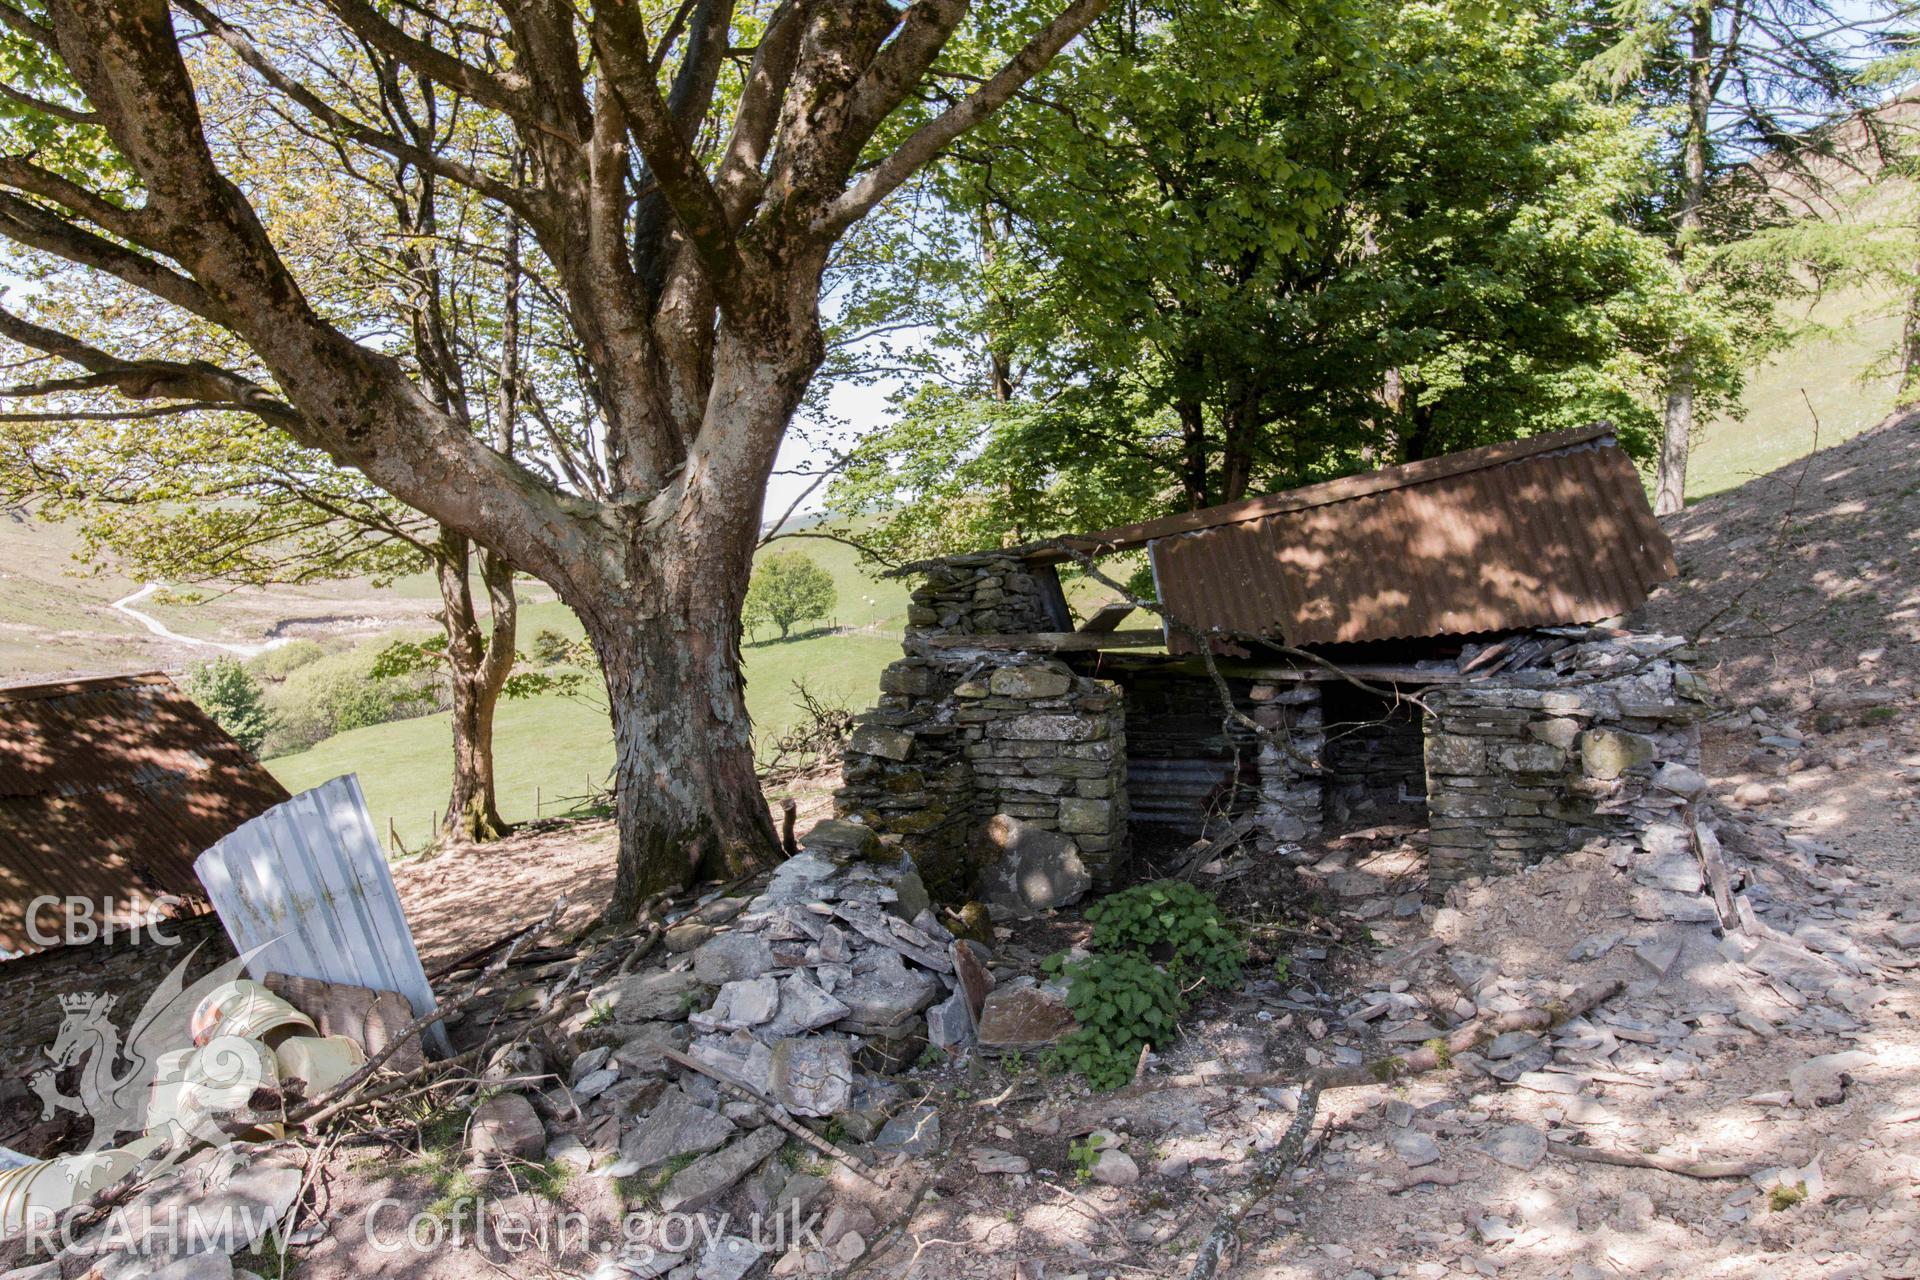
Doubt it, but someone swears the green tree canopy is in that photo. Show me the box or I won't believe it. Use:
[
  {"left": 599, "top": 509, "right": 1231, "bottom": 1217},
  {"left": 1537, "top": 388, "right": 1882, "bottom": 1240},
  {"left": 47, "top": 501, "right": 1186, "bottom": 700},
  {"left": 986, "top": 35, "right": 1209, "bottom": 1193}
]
[
  {"left": 744, "top": 551, "right": 838, "bottom": 641},
  {"left": 833, "top": 0, "right": 1723, "bottom": 562},
  {"left": 183, "top": 656, "right": 272, "bottom": 757}
]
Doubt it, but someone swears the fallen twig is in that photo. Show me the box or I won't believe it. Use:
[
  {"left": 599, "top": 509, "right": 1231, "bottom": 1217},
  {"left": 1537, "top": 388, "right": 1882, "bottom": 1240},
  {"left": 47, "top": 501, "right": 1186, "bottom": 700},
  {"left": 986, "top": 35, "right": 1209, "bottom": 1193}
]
[
  {"left": 662, "top": 1047, "right": 890, "bottom": 1189},
  {"left": 1174, "top": 815, "right": 1257, "bottom": 879},
  {"left": 294, "top": 987, "right": 588, "bottom": 1132},
  {"left": 1185, "top": 1079, "right": 1324, "bottom": 1280},
  {"left": 1547, "top": 1141, "right": 1763, "bottom": 1179},
  {"left": 290, "top": 896, "right": 569, "bottom": 1124},
  {"left": 615, "top": 920, "right": 665, "bottom": 978}
]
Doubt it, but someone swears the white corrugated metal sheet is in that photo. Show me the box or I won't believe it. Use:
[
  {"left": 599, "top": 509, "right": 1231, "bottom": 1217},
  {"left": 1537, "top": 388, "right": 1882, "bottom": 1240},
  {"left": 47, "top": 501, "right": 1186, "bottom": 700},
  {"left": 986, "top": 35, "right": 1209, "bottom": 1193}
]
[{"left": 193, "top": 775, "right": 451, "bottom": 1056}]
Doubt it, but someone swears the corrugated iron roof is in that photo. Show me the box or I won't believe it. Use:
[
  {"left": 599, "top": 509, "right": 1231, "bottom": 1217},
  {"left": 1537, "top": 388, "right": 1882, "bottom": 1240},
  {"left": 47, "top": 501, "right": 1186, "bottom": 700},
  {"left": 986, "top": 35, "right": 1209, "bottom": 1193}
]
[
  {"left": 0, "top": 672, "right": 289, "bottom": 956},
  {"left": 1040, "top": 426, "right": 1674, "bottom": 652}
]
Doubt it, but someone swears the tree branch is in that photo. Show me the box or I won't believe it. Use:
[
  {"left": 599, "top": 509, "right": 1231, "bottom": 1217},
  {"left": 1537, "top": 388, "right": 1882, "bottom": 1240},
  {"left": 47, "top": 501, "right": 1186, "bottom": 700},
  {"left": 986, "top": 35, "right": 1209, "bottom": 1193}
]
[
  {"left": 0, "top": 79, "right": 95, "bottom": 122},
  {"left": 317, "top": 0, "right": 529, "bottom": 120},
  {"left": 594, "top": 7, "right": 749, "bottom": 310},
  {"left": 819, "top": 0, "right": 1112, "bottom": 236},
  {"left": 0, "top": 191, "right": 228, "bottom": 324},
  {"left": 712, "top": 0, "right": 803, "bottom": 226},
  {"left": 0, "top": 302, "right": 295, "bottom": 420},
  {"left": 175, "top": 0, "right": 547, "bottom": 226}
]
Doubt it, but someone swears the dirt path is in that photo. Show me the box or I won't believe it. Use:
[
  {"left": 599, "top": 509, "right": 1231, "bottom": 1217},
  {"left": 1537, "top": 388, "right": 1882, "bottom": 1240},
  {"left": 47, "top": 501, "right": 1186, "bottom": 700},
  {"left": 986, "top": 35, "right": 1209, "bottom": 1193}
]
[{"left": 110, "top": 582, "right": 290, "bottom": 659}]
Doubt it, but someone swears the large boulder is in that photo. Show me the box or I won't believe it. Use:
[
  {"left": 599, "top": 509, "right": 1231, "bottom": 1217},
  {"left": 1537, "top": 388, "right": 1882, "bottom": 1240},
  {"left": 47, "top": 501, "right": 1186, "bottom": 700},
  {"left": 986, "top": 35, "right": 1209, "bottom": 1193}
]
[
  {"left": 799, "top": 818, "right": 886, "bottom": 862},
  {"left": 975, "top": 978, "right": 1075, "bottom": 1051},
  {"left": 972, "top": 815, "right": 1091, "bottom": 917},
  {"left": 621, "top": 1089, "right": 737, "bottom": 1171},
  {"left": 769, "top": 1037, "right": 854, "bottom": 1117},
  {"left": 659, "top": 1126, "right": 788, "bottom": 1213},
  {"left": 597, "top": 968, "right": 708, "bottom": 1023}
]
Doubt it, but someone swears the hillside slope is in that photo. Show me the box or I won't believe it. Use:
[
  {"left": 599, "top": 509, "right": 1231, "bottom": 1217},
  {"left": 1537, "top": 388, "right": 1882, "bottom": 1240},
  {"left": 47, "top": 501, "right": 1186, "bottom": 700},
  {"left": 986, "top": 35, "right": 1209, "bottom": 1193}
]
[{"left": 1642, "top": 408, "right": 1919, "bottom": 715}]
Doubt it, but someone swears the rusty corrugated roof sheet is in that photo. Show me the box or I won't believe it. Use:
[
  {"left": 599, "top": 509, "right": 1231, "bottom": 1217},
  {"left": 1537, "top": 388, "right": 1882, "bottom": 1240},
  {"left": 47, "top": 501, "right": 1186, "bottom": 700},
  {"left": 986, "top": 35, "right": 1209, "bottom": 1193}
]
[
  {"left": 0, "top": 672, "right": 290, "bottom": 956},
  {"left": 1061, "top": 426, "right": 1674, "bottom": 652}
]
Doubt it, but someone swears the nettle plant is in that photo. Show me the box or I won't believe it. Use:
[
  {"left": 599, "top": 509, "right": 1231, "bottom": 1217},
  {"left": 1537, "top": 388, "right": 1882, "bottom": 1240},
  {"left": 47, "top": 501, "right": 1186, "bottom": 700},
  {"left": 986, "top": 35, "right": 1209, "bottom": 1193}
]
[
  {"left": 1086, "top": 879, "right": 1246, "bottom": 985},
  {"left": 1044, "top": 880, "right": 1248, "bottom": 1090}
]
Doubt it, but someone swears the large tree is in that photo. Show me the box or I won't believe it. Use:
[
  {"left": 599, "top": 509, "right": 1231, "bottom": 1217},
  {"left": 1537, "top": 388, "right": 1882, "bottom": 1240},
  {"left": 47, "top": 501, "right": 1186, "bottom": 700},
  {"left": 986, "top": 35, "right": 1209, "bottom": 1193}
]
[
  {"left": 0, "top": 0, "right": 1109, "bottom": 917},
  {"left": 834, "top": 0, "right": 1710, "bottom": 560},
  {"left": 1577, "top": 0, "right": 1903, "bottom": 513},
  {"left": 0, "top": 40, "right": 556, "bottom": 846}
]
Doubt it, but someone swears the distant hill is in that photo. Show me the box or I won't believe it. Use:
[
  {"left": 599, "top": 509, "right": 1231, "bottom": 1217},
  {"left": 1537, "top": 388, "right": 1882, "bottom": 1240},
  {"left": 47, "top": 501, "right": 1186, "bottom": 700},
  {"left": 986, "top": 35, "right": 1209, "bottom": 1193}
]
[{"left": 1689, "top": 95, "right": 1919, "bottom": 500}]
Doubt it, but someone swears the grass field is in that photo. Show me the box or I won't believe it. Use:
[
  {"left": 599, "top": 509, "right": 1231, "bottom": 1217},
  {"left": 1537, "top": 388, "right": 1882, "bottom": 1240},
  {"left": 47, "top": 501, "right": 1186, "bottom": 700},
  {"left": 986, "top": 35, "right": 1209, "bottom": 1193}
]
[
  {"left": 267, "top": 544, "right": 907, "bottom": 848},
  {"left": 1688, "top": 284, "right": 1906, "bottom": 501}
]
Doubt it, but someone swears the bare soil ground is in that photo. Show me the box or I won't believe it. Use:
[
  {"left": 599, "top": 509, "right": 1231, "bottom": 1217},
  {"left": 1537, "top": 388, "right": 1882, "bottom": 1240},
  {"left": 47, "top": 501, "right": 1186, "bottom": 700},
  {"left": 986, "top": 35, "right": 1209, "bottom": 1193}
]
[
  {"left": 319, "top": 414, "right": 1920, "bottom": 1280},
  {"left": 13, "top": 418, "right": 1914, "bottom": 1280}
]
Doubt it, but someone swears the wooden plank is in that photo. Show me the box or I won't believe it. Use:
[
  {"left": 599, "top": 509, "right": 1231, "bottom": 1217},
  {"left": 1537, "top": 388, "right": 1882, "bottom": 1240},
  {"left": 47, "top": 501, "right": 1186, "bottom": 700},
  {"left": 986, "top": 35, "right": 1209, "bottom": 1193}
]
[
  {"left": 1023, "top": 424, "right": 1614, "bottom": 564},
  {"left": 1078, "top": 601, "right": 1136, "bottom": 634},
  {"left": 1097, "top": 655, "right": 1467, "bottom": 684},
  {"left": 922, "top": 629, "right": 1167, "bottom": 652}
]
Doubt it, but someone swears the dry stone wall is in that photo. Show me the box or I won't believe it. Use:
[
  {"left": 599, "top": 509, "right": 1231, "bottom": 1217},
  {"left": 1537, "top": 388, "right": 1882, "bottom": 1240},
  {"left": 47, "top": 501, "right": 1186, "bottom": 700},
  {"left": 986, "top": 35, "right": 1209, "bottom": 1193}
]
[
  {"left": 1422, "top": 634, "right": 1709, "bottom": 895},
  {"left": 904, "top": 553, "right": 1055, "bottom": 638},
  {"left": 845, "top": 553, "right": 1712, "bottom": 907},
  {"left": 837, "top": 652, "right": 1128, "bottom": 899}
]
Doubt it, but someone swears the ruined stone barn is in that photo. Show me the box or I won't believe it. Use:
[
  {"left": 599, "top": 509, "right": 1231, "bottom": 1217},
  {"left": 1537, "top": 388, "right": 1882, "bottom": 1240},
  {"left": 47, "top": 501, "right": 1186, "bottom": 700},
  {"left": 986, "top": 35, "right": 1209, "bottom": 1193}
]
[{"left": 834, "top": 424, "right": 1712, "bottom": 902}]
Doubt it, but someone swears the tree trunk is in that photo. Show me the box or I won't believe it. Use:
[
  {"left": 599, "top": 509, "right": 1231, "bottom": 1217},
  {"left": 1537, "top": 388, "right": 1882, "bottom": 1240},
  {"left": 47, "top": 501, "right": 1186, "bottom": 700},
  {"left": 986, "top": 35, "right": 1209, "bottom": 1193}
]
[
  {"left": 1656, "top": 357, "right": 1695, "bottom": 516},
  {"left": 578, "top": 342, "right": 812, "bottom": 919},
  {"left": 1901, "top": 265, "right": 1920, "bottom": 402},
  {"left": 1656, "top": 2, "right": 1714, "bottom": 517},
  {"left": 586, "top": 563, "right": 779, "bottom": 916},
  {"left": 1177, "top": 399, "right": 1210, "bottom": 509},
  {"left": 435, "top": 531, "right": 516, "bottom": 844}
]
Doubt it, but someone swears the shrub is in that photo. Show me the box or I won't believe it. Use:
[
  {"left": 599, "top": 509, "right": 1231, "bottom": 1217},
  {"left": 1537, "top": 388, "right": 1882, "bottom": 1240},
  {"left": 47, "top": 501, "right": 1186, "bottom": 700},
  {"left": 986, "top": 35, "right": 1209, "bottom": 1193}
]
[
  {"left": 183, "top": 657, "right": 273, "bottom": 756},
  {"left": 1043, "top": 951, "right": 1186, "bottom": 1091},
  {"left": 259, "top": 642, "right": 443, "bottom": 756},
  {"left": 245, "top": 639, "right": 327, "bottom": 681},
  {"left": 1085, "top": 879, "right": 1245, "bottom": 986},
  {"left": 1045, "top": 880, "right": 1248, "bottom": 1091}
]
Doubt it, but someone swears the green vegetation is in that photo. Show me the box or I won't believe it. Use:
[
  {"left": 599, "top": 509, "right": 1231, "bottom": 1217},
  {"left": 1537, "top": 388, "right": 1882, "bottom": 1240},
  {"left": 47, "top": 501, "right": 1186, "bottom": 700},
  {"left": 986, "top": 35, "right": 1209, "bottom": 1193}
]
[
  {"left": 183, "top": 657, "right": 273, "bottom": 756},
  {"left": 1045, "top": 881, "right": 1246, "bottom": 1091},
  {"left": 268, "top": 613, "right": 902, "bottom": 850},
  {"left": 1086, "top": 879, "right": 1246, "bottom": 986},
  {"left": 253, "top": 640, "right": 443, "bottom": 758},
  {"left": 1045, "top": 951, "right": 1188, "bottom": 1091},
  {"left": 744, "top": 550, "right": 839, "bottom": 642},
  {"left": 1068, "top": 1136, "right": 1104, "bottom": 1183},
  {"left": 833, "top": 0, "right": 1715, "bottom": 560},
  {"left": 1689, "top": 284, "right": 1905, "bottom": 500}
]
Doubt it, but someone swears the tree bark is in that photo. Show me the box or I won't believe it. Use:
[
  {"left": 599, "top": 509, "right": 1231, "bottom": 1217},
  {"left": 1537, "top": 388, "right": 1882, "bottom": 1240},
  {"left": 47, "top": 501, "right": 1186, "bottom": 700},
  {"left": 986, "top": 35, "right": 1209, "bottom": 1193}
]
[
  {"left": 1901, "top": 259, "right": 1920, "bottom": 402},
  {"left": 578, "top": 340, "right": 813, "bottom": 918},
  {"left": 1656, "top": 355, "right": 1696, "bottom": 516},
  {"left": 436, "top": 530, "right": 516, "bottom": 844},
  {"left": 1177, "top": 398, "right": 1210, "bottom": 509},
  {"left": 1655, "top": 1, "right": 1714, "bottom": 517},
  {"left": 587, "top": 565, "right": 778, "bottom": 914}
]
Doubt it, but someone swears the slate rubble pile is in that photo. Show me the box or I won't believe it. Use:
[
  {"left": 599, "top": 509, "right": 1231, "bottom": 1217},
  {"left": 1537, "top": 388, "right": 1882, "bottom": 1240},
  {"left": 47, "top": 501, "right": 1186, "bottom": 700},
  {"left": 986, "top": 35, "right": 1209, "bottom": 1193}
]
[{"left": 523, "top": 817, "right": 1022, "bottom": 1280}]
